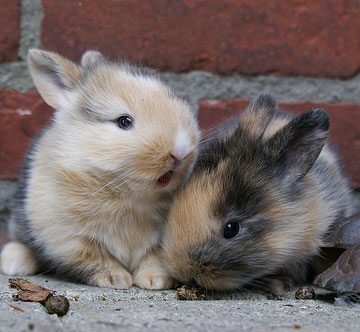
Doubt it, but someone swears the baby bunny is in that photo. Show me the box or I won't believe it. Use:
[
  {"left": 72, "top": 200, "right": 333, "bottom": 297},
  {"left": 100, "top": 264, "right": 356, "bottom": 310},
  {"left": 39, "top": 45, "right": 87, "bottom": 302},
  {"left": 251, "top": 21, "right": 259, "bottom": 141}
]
[
  {"left": 1, "top": 49, "right": 199, "bottom": 289},
  {"left": 162, "top": 94, "right": 355, "bottom": 291}
]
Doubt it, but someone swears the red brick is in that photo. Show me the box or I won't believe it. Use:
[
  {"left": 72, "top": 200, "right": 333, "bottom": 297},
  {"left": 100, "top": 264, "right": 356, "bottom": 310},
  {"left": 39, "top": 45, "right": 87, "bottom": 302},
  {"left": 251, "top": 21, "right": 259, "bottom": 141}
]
[
  {"left": 0, "top": 0, "right": 21, "bottom": 62},
  {"left": 199, "top": 99, "right": 360, "bottom": 188},
  {"left": 41, "top": 0, "right": 360, "bottom": 77},
  {"left": 0, "top": 90, "right": 54, "bottom": 179}
]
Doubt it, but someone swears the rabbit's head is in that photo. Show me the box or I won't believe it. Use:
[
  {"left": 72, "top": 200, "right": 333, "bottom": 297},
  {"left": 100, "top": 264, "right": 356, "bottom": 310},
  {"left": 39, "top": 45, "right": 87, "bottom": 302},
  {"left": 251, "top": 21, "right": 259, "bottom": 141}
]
[
  {"left": 27, "top": 49, "right": 199, "bottom": 195},
  {"left": 162, "top": 95, "right": 331, "bottom": 290}
]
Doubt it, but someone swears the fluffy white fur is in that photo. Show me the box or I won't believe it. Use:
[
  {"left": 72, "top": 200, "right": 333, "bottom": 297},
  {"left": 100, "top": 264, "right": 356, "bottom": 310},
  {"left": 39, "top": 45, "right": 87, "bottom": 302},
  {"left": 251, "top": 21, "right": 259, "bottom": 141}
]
[{"left": 1, "top": 242, "right": 38, "bottom": 276}]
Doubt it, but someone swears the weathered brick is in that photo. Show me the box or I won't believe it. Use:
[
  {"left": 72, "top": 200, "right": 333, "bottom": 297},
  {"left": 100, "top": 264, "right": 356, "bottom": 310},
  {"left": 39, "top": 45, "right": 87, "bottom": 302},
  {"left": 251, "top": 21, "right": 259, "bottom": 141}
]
[
  {"left": 199, "top": 99, "right": 360, "bottom": 188},
  {"left": 0, "top": 0, "right": 21, "bottom": 62},
  {"left": 41, "top": 0, "right": 360, "bottom": 77},
  {"left": 0, "top": 90, "right": 54, "bottom": 179}
]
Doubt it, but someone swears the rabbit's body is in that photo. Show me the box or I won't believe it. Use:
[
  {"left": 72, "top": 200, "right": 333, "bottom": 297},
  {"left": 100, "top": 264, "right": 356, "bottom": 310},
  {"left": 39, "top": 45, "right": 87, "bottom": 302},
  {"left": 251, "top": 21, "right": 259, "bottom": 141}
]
[
  {"left": 1, "top": 50, "right": 199, "bottom": 289},
  {"left": 163, "top": 95, "right": 354, "bottom": 290}
]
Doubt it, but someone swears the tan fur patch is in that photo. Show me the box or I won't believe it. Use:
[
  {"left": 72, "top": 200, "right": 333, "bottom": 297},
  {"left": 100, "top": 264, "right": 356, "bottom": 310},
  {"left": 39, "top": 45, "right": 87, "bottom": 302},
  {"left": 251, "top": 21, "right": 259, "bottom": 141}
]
[
  {"left": 261, "top": 174, "right": 334, "bottom": 270},
  {"left": 163, "top": 163, "right": 225, "bottom": 281},
  {"left": 241, "top": 108, "right": 271, "bottom": 138},
  {"left": 262, "top": 117, "right": 290, "bottom": 140},
  {"left": 68, "top": 237, "right": 109, "bottom": 267}
]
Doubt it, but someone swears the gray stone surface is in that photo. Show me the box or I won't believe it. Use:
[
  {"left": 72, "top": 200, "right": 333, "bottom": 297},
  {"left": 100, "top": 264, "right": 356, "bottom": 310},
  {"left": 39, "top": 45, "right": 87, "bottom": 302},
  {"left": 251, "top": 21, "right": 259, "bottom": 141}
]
[
  {"left": 0, "top": 181, "right": 16, "bottom": 212},
  {"left": 160, "top": 71, "right": 360, "bottom": 110},
  {"left": 0, "top": 273, "right": 360, "bottom": 332},
  {"left": 19, "top": 0, "right": 43, "bottom": 61},
  {"left": 0, "top": 61, "right": 34, "bottom": 92}
]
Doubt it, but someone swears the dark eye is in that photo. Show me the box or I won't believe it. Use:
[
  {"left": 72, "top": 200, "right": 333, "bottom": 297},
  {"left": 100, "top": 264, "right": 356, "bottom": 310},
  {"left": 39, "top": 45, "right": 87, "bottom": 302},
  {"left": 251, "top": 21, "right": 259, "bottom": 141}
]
[
  {"left": 223, "top": 222, "right": 240, "bottom": 239},
  {"left": 117, "top": 116, "right": 133, "bottom": 129}
]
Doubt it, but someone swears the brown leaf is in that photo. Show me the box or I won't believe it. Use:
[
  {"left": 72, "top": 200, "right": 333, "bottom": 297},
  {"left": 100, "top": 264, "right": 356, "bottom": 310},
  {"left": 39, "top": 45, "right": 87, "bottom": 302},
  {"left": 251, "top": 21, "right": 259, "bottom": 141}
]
[
  {"left": 9, "top": 278, "right": 54, "bottom": 302},
  {"left": 313, "top": 244, "right": 360, "bottom": 293}
]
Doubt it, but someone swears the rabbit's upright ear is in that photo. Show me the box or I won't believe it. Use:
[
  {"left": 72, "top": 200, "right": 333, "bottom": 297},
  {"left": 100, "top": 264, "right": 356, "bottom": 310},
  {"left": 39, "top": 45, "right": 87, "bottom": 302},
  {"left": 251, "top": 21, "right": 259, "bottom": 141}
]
[
  {"left": 27, "top": 49, "right": 83, "bottom": 110},
  {"left": 81, "top": 50, "right": 105, "bottom": 68},
  {"left": 237, "top": 94, "right": 277, "bottom": 139},
  {"left": 265, "top": 109, "right": 329, "bottom": 183}
]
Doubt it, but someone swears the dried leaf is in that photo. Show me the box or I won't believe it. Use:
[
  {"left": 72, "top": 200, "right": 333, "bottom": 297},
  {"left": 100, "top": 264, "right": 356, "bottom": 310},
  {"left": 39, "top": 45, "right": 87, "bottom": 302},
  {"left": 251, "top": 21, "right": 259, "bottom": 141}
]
[
  {"left": 313, "top": 244, "right": 360, "bottom": 293},
  {"left": 313, "top": 213, "right": 360, "bottom": 294},
  {"left": 9, "top": 278, "right": 54, "bottom": 302},
  {"left": 324, "top": 214, "right": 360, "bottom": 249}
]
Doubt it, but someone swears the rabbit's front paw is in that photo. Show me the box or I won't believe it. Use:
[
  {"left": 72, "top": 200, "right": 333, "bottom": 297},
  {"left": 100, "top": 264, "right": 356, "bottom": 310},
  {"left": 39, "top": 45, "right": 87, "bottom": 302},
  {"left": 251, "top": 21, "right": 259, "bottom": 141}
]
[
  {"left": 89, "top": 267, "right": 133, "bottom": 289},
  {"left": 134, "top": 270, "right": 174, "bottom": 290}
]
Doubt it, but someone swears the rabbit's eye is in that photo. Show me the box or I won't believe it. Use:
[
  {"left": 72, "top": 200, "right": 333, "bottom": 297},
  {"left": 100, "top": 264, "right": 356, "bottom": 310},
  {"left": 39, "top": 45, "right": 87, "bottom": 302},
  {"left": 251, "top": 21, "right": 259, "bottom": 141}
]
[
  {"left": 223, "top": 222, "right": 240, "bottom": 239},
  {"left": 117, "top": 116, "right": 133, "bottom": 129}
]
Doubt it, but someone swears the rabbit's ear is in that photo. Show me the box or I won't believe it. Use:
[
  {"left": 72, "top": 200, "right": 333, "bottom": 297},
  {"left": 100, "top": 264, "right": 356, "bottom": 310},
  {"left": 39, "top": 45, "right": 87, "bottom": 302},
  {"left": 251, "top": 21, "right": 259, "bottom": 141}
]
[
  {"left": 81, "top": 50, "right": 105, "bottom": 68},
  {"left": 265, "top": 109, "right": 329, "bottom": 182},
  {"left": 27, "top": 49, "right": 83, "bottom": 110},
  {"left": 237, "top": 94, "right": 277, "bottom": 139}
]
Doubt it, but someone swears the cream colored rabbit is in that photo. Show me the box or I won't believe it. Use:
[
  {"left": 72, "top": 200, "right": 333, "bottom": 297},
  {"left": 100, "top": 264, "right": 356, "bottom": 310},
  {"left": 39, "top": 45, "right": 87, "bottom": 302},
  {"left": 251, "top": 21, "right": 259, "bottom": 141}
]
[{"left": 1, "top": 49, "right": 200, "bottom": 289}]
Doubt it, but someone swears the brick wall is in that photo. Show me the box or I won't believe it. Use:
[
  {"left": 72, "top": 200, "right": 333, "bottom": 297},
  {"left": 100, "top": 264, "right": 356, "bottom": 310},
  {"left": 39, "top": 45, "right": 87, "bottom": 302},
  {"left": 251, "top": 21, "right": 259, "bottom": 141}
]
[
  {"left": 41, "top": 0, "right": 360, "bottom": 77},
  {"left": 1, "top": 0, "right": 360, "bottom": 189},
  {"left": 0, "top": 0, "right": 21, "bottom": 62}
]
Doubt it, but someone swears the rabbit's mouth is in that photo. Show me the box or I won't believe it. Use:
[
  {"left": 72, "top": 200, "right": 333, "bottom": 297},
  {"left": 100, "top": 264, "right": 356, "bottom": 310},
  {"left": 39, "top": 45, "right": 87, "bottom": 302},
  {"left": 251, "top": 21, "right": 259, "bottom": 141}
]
[{"left": 157, "top": 170, "right": 174, "bottom": 187}]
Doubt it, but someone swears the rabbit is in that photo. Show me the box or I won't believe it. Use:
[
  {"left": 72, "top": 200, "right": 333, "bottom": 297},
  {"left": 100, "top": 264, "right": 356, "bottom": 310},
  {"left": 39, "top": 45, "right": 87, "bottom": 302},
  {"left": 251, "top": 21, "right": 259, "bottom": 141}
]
[
  {"left": 162, "top": 94, "right": 355, "bottom": 292},
  {"left": 0, "top": 49, "right": 200, "bottom": 290}
]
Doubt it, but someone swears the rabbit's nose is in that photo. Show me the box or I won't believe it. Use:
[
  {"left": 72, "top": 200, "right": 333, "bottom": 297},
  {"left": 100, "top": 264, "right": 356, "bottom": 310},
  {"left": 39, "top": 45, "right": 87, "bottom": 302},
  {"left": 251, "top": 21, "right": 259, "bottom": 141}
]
[{"left": 170, "top": 154, "right": 182, "bottom": 170}]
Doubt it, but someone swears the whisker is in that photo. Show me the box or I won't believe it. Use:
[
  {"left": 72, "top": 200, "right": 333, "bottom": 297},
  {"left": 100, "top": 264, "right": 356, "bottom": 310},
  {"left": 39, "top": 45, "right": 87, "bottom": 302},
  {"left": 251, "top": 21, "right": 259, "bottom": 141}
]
[
  {"left": 200, "top": 123, "right": 222, "bottom": 137},
  {"left": 90, "top": 170, "right": 138, "bottom": 195}
]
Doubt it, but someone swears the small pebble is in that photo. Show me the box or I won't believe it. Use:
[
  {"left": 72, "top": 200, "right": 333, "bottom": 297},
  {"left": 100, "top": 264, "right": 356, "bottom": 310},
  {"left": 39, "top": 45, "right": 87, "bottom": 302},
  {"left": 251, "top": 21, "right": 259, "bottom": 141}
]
[
  {"left": 44, "top": 295, "right": 69, "bottom": 316},
  {"left": 295, "top": 286, "right": 315, "bottom": 300},
  {"left": 177, "top": 285, "right": 205, "bottom": 301}
]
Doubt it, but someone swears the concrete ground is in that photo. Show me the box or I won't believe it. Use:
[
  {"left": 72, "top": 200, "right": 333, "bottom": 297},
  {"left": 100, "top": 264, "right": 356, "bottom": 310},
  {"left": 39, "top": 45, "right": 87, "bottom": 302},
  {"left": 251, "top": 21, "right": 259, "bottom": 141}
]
[{"left": 0, "top": 273, "right": 359, "bottom": 332}]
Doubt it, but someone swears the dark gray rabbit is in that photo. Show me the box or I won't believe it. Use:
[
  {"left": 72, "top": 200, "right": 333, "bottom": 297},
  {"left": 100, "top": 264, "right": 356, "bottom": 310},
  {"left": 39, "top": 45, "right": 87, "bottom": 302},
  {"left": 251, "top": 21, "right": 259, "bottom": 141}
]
[{"left": 162, "top": 94, "right": 355, "bottom": 291}]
